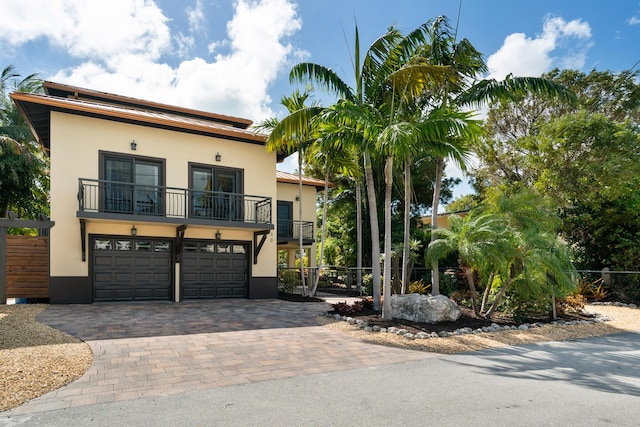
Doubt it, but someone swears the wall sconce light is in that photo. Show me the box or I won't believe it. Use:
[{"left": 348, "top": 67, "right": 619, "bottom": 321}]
[
  {"left": 131, "top": 225, "right": 137, "bottom": 236},
  {"left": 215, "top": 152, "right": 221, "bottom": 162},
  {"left": 130, "top": 140, "right": 137, "bottom": 150},
  {"left": 295, "top": 196, "right": 300, "bottom": 201},
  {"left": 215, "top": 230, "right": 221, "bottom": 240}
]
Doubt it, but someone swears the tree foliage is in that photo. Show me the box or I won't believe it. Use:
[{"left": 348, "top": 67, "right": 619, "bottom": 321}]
[
  {"left": 427, "top": 190, "right": 576, "bottom": 318},
  {"left": 0, "top": 65, "right": 48, "bottom": 221},
  {"left": 472, "top": 68, "right": 640, "bottom": 271}
]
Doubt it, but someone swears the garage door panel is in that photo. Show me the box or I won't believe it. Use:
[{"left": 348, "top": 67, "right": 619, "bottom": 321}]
[
  {"left": 134, "top": 272, "right": 152, "bottom": 281},
  {"left": 215, "top": 287, "right": 233, "bottom": 297},
  {"left": 94, "top": 257, "right": 113, "bottom": 267},
  {"left": 94, "top": 272, "right": 113, "bottom": 281},
  {"left": 153, "top": 258, "right": 171, "bottom": 268},
  {"left": 216, "top": 273, "right": 231, "bottom": 281},
  {"left": 216, "top": 259, "right": 231, "bottom": 268},
  {"left": 181, "top": 241, "right": 248, "bottom": 300},
  {"left": 231, "top": 259, "right": 246, "bottom": 268},
  {"left": 92, "top": 237, "right": 172, "bottom": 302},
  {"left": 182, "top": 258, "right": 198, "bottom": 268},
  {"left": 154, "top": 273, "right": 171, "bottom": 281},
  {"left": 114, "top": 272, "right": 133, "bottom": 282},
  {"left": 114, "top": 256, "right": 133, "bottom": 267}
]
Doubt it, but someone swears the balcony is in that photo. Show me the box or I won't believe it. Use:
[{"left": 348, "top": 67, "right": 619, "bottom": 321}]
[
  {"left": 277, "top": 219, "right": 314, "bottom": 244},
  {"left": 77, "top": 178, "right": 272, "bottom": 229}
]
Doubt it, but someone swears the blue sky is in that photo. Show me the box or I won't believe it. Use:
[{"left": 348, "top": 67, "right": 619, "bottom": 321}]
[{"left": 1, "top": 0, "right": 639, "bottom": 199}]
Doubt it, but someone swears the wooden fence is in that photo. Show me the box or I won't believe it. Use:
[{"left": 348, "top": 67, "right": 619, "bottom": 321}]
[{"left": 6, "top": 235, "right": 49, "bottom": 299}]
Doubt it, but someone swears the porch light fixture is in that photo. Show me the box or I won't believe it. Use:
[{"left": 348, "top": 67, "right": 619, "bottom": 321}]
[
  {"left": 215, "top": 152, "right": 221, "bottom": 162},
  {"left": 131, "top": 225, "right": 137, "bottom": 236},
  {"left": 130, "top": 140, "right": 137, "bottom": 150},
  {"left": 215, "top": 230, "right": 221, "bottom": 240}
]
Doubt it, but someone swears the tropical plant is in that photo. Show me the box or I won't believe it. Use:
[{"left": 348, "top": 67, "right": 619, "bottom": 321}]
[
  {"left": 427, "top": 209, "right": 512, "bottom": 316},
  {"left": 427, "top": 190, "right": 577, "bottom": 318},
  {"left": 256, "top": 87, "right": 322, "bottom": 295},
  {"left": 415, "top": 17, "right": 576, "bottom": 295},
  {"left": 0, "top": 65, "right": 48, "bottom": 221}
]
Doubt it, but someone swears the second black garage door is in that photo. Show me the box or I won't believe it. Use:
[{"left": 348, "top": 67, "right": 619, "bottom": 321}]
[{"left": 181, "top": 240, "right": 249, "bottom": 299}]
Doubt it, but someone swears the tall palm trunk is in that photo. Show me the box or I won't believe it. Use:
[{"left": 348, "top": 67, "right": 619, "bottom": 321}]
[
  {"left": 356, "top": 179, "right": 363, "bottom": 294},
  {"left": 463, "top": 265, "right": 480, "bottom": 317},
  {"left": 382, "top": 155, "right": 393, "bottom": 319},
  {"left": 297, "top": 151, "right": 307, "bottom": 295},
  {"left": 308, "top": 165, "right": 329, "bottom": 297},
  {"left": 364, "top": 150, "right": 381, "bottom": 311},
  {"left": 430, "top": 158, "right": 444, "bottom": 295},
  {"left": 401, "top": 158, "right": 411, "bottom": 294}
]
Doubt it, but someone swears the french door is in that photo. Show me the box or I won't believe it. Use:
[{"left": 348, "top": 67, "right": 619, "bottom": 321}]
[{"left": 103, "top": 155, "right": 163, "bottom": 215}]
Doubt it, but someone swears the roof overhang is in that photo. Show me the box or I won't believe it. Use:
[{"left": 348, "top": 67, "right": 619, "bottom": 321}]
[
  {"left": 11, "top": 91, "right": 267, "bottom": 150},
  {"left": 276, "top": 170, "right": 333, "bottom": 191}
]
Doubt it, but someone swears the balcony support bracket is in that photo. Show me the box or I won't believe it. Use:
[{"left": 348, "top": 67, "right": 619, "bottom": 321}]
[
  {"left": 253, "top": 230, "right": 269, "bottom": 264},
  {"left": 80, "top": 219, "right": 86, "bottom": 262}
]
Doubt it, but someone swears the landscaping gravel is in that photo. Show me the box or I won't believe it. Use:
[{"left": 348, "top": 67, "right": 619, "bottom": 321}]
[
  {"left": 0, "top": 304, "right": 92, "bottom": 412},
  {"left": 320, "top": 304, "right": 640, "bottom": 354}
]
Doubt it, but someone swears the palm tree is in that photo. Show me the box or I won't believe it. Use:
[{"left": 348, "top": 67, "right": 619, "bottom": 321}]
[
  {"left": 256, "top": 87, "right": 322, "bottom": 295},
  {"left": 416, "top": 17, "right": 575, "bottom": 295},
  {"left": 0, "top": 65, "right": 48, "bottom": 220},
  {"left": 303, "top": 128, "right": 359, "bottom": 297},
  {"left": 426, "top": 209, "right": 512, "bottom": 316},
  {"left": 481, "top": 191, "right": 577, "bottom": 317},
  {"left": 292, "top": 21, "right": 462, "bottom": 313},
  {"left": 427, "top": 190, "right": 577, "bottom": 318},
  {"left": 288, "top": 25, "right": 400, "bottom": 310}
]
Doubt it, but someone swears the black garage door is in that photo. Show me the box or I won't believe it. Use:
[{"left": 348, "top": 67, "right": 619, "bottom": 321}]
[
  {"left": 92, "top": 237, "right": 173, "bottom": 302},
  {"left": 181, "top": 240, "right": 248, "bottom": 299}
]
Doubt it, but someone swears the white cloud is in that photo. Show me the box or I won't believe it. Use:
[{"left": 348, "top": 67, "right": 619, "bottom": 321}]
[
  {"left": 487, "top": 16, "right": 592, "bottom": 80},
  {"left": 0, "top": 0, "right": 304, "bottom": 121},
  {"left": 0, "top": 0, "right": 171, "bottom": 62},
  {"left": 628, "top": 16, "right": 640, "bottom": 25},
  {"left": 186, "top": 0, "right": 206, "bottom": 33},
  {"left": 174, "top": 33, "right": 196, "bottom": 58}
]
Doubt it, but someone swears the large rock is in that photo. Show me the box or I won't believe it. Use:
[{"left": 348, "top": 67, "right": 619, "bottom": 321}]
[{"left": 390, "top": 294, "right": 461, "bottom": 323}]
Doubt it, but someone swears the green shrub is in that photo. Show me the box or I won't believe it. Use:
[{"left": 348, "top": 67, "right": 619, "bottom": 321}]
[
  {"left": 279, "top": 270, "right": 301, "bottom": 293},
  {"left": 362, "top": 273, "right": 373, "bottom": 296}
]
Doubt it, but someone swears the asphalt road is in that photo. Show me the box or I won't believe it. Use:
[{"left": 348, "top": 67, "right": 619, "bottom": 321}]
[{"left": 2, "top": 332, "right": 640, "bottom": 426}]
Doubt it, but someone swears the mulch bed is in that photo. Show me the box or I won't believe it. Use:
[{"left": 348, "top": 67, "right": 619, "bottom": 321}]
[{"left": 278, "top": 292, "right": 594, "bottom": 335}]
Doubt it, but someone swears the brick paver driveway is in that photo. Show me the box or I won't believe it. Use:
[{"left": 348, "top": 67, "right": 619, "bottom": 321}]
[{"left": 9, "top": 299, "right": 434, "bottom": 415}]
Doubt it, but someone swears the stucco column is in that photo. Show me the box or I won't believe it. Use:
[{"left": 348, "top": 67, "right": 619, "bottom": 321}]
[
  {"left": 309, "top": 244, "right": 317, "bottom": 268},
  {"left": 287, "top": 249, "right": 297, "bottom": 268}
]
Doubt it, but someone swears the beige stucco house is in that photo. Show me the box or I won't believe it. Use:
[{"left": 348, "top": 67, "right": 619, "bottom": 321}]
[{"left": 11, "top": 81, "right": 320, "bottom": 303}]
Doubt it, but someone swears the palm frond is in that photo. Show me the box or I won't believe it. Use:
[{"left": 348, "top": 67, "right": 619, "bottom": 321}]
[
  {"left": 289, "top": 63, "right": 355, "bottom": 102},
  {"left": 458, "top": 75, "right": 577, "bottom": 108}
]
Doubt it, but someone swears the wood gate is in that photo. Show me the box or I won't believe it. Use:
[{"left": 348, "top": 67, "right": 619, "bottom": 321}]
[
  {"left": 0, "top": 217, "right": 55, "bottom": 303},
  {"left": 6, "top": 236, "right": 49, "bottom": 299}
]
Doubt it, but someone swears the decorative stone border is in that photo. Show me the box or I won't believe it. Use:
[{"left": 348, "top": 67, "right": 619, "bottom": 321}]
[
  {"left": 589, "top": 301, "right": 638, "bottom": 309},
  {"left": 320, "top": 310, "right": 612, "bottom": 341}
]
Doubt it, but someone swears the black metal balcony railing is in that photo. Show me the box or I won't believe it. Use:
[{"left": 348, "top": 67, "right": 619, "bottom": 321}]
[
  {"left": 78, "top": 178, "right": 272, "bottom": 224},
  {"left": 277, "top": 219, "right": 314, "bottom": 240}
]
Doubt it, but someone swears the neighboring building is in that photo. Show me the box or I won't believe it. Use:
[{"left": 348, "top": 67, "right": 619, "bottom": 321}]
[
  {"left": 420, "top": 210, "right": 470, "bottom": 231},
  {"left": 11, "top": 81, "right": 321, "bottom": 303}
]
